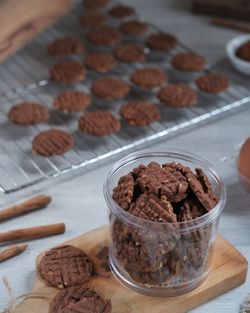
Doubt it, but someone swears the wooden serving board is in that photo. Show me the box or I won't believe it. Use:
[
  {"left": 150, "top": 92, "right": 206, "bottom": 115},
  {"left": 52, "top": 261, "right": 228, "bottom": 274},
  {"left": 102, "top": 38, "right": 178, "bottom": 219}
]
[
  {"left": 0, "top": 0, "right": 74, "bottom": 64},
  {"left": 14, "top": 226, "right": 248, "bottom": 313}
]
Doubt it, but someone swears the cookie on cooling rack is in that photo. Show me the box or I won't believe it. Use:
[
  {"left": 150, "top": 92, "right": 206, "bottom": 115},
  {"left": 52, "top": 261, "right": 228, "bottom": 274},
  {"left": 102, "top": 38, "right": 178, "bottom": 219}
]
[
  {"left": 32, "top": 129, "right": 73, "bottom": 157},
  {"left": 171, "top": 52, "right": 206, "bottom": 72},
  {"left": 145, "top": 32, "right": 177, "bottom": 51},
  {"left": 120, "top": 20, "right": 148, "bottom": 36},
  {"left": 47, "top": 37, "right": 84, "bottom": 57},
  {"left": 130, "top": 67, "right": 167, "bottom": 89},
  {"left": 54, "top": 90, "right": 91, "bottom": 113},
  {"left": 120, "top": 101, "right": 160, "bottom": 126},
  {"left": 8, "top": 102, "right": 49, "bottom": 126},
  {"left": 113, "top": 43, "right": 146, "bottom": 63},
  {"left": 87, "top": 27, "right": 121, "bottom": 47},
  {"left": 82, "top": 0, "right": 110, "bottom": 9},
  {"left": 157, "top": 83, "right": 198, "bottom": 107},
  {"left": 79, "top": 111, "right": 121, "bottom": 136},
  {"left": 196, "top": 73, "right": 230, "bottom": 94},
  {"left": 84, "top": 52, "right": 117, "bottom": 73},
  {"left": 50, "top": 61, "right": 86, "bottom": 84},
  {"left": 109, "top": 4, "right": 136, "bottom": 19},
  {"left": 91, "top": 76, "right": 130, "bottom": 100},
  {"left": 79, "top": 11, "right": 108, "bottom": 28}
]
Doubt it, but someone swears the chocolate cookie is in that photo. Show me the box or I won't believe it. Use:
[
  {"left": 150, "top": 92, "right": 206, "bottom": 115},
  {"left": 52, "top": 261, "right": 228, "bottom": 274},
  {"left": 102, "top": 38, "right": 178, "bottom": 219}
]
[
  {"left": 113, "top": 43, "right": 146, "bottom": 63},
  {"left": 47, "top": 37, "right": 84, "bottom": 57},
  {"left": 39, "top": 245, "right": 92, "bottom": 288},
  {"left": 195, "top": 168, "right": 219, "bottom": 204},
  {"left": 79, "top": 11, "right": 108, "bottom": 28},
  {"left": 157, "top": 84, "right": 198, "bottom": 108},
  {"left": 79, "top": 111, "right": 121, "bottom": 136},
  {"left": 87, "top": 27, "right": 121, "bottom": 46},
  {"left": 196, "top": 73, "right": 230, "bottom": 94},
  {"left": 120, "top": 101, "right": 160, "bottom": 126},
  {"left": 130, "top": 193, "right": 176, "bottom": 223},
  {"left": 54, "top": 90, "right": 91, "bottom": 113},
  {"left": 146, "top": 32, "right": 177, "bottom": 51},
  {"left": 50, "top": 61, "right": 86, "bottom": 84},
  {"left": 50, "top": 286, "right": 112, "bottom": 313},
  {"left": 136, "top": 162, "right": 188, "bottom": 202},
  {"left": 130, "top": 67, "right": 167, "bottom": 89},
  {"left": 8, "top": 102, "right": 49, "bottom": 125},
  {"left": 129, "top": 264, "right": 171, "bottom": 285},
  {"left": 32, "top": 129, "right": 73, "bottom": 157},
  {"left": 109, "top": 4, "right": 136, "bottom": 18},
  {"left": 178, "top": 197, "right": 206, "bottom": 223},
  {"left": 236, "top": 40, "right": 250, "bottom": 61},
  {"left": 166, "top": 162, "right": 218, "bottom": 211},
  {"left": 120, "top": 20, "right": 148, "bottom": 36},
  {"left": 171, "top": 52, "right": 206, "bottom": 72},
  {"left": 178, "top": 198, "right": 211, "bottom": 268},
  {"left": 83, "top": 0, "right": 110, "bottom": 9},
  {"left": 84, "top": 52, "right": 117, "bottom": 73},
  {"left": 112, "top": 221, "right": 176, "bottom": 274},
  {"left": 91, "top": 77, "right": 130, "bottom": 100},
  {"left": 90, "top": 246, "right": 110, "bottom": 278},
  {"left": 112, "top": 173, "right": 135, "bottom": 210}
]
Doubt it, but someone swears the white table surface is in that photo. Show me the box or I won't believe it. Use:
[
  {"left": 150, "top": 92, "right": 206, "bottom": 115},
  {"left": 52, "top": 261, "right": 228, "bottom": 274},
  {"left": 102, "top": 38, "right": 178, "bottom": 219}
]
[{"left": 0, "top": 0, "right": 250, "bottom": 311}]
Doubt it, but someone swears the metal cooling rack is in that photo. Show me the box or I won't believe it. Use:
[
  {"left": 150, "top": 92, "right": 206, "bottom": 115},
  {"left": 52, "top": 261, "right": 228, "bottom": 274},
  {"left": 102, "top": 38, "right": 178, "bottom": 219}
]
[{"left": 0, "top": 2, "right": 249, "bottom": 193}]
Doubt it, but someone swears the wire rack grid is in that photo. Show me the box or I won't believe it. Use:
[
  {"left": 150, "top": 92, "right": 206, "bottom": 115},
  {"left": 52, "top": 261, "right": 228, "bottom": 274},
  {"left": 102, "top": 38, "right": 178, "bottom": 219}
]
[{"left": 0, "top": 2, "right": 249, "bottom": 193}]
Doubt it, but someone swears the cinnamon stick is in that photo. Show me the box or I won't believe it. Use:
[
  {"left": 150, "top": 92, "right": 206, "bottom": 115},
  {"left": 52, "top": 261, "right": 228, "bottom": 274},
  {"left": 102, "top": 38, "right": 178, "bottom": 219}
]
[
  {"left": 0, "top": 223, "right": 65, "bottom": 244},
  {"left": 212, "top": 17, "right": 250, "bottom": 33},
  {"left": 0, "top": 244, "right": 28, "bottom": 262},
  {"left": 0, "top": 194, "right": 52, "bottom": 222}
]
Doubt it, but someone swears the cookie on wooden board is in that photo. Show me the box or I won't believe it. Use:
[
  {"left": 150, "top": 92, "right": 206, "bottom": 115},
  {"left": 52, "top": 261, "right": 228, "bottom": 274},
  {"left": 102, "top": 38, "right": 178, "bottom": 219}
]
[
  {"left": 50, "top": 61, "right": 86, "bottom": 84},
  {"left": 32, "top": 129, "right": 74, "bottom": 157},
  {"left": 49, "top": 285, "right": 112, "bottom": 313},
  {"left": 54, "top": 90, "right": 91, "bottom": 113},
  {"left": 39, "top": 245, "right": 93, "bottom": 288},
  {"left": 79, "top": 111, "right": 121, "bottom": 136},
  {"left": 89, "top": 245, "right": 111, "bottom": 278},
  {"left": 8, "top": 102, "right": 49, "bottom": 125},
  {"left": 48, "top": 37, "right": 84, "bottom": 57}
]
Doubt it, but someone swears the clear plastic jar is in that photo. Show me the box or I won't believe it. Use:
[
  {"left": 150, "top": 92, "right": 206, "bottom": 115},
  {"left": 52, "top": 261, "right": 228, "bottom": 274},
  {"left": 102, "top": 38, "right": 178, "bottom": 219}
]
[{"left": 104, "top": 149, "right": 226, "bottom": 297}]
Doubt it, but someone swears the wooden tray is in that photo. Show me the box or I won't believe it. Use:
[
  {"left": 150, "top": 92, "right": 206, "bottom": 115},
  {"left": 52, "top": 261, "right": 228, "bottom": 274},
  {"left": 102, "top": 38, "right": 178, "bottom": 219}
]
[
  {"left": 14, "top": 226, "right": 248, "bottom": 313},
  {"left": 0, "top": 0, "right": 73, "bottom": 64}
]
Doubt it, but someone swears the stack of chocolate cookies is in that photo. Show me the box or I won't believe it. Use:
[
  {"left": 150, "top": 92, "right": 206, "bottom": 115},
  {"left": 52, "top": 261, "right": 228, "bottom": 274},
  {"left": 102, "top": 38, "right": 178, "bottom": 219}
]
[
  {"left": 111, "top": 161, "right": 218, "bottom": 285},
  {"left": 38, "top": 244, "right": 111, "bottom": 312}
]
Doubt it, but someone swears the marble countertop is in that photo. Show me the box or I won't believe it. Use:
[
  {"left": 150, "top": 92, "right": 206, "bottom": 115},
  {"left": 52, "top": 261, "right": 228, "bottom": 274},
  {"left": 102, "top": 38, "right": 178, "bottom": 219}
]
[{"left": 0, "top": 0, "right": 250, "bottom": 311}]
